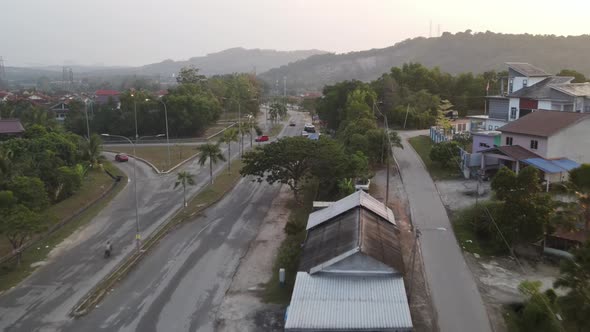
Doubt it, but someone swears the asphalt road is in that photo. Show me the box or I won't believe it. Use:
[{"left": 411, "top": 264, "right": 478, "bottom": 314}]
[
  {"left": 393, "top": 130, "right": 492, "bottom": 332},
  {"left": 0, "top": 111, "right": 305, "bottom": 332},
  {"left": 62, "top": 115, "right": 304, "bottom": 332}
]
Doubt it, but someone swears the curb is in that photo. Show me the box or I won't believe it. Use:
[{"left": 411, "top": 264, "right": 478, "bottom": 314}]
[{"left": 70, "top": 171, "right": 244, "bottom": 317}]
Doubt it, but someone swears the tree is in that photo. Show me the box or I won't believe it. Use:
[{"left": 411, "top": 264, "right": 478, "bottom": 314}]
[
  {"left": 218, "top": 127, "right": 238, "bottom": 173},
  {"left": 0, "top": 203, "right": 44, "bottom": 265},
  {"left": 557, "top": 69, "right": 588, "bottom": 83},
  {"left": 55, "top": 166, "right": 82, "bottom": 201},
  {"left": 429, "top": 141, "right": 460, "bottom": 169},
  {"left": 174, "top": 171, "right": 195, "bottom": 208},
  {"left": 491, "top": 167, "right": 554, "bottom": 245},
  {"left": 176, "top": 66, "right": 207, "bottom": 85},
  {"left": 197, "top": 143, "right": 226, "bottom": 184},
  {"left": 268, "top": 102, "right": 286, "bottom": 124},
  {"left": 514, "top": 280, "right": 561, "bottom": 332},
  {"left": 80, "top": 134, "right": 104, "bottom": 169},
  {"left": 7, "top": 176, "right": 49, "bottom": 212},
  {"left": 0, "top": 147, "right": 13, "bottom": 183},
  {"left": 389, "top": 131, "right": 404, "bottom": 149},
  {"left": 554, "top": 240, "right": 590, "bottom": 331},
  {"left": 241, "top": 137, "right": 315, "bottom": 203},
  {"left": 569, "top": 164, "right": 590, "bottom": 191}
]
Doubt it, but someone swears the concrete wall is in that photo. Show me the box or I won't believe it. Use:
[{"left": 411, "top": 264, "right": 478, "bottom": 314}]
[
  {"left": 546, "top": 119, "right": 590, "bottom": 163},
  {"left": 509, "top": 98, "right": 520, "bottom": 120},
  {"left": 485, "top": 118, "right": 507, "bottom": 130},
  {"left": 501, "top": 132, "right": 548, "bottom": 156},
  {"left": 472, "top": 134, "right": 497, "bottom": 153},
  {"left": 538, "top": 100, "right": 552, "bottom": 110}
]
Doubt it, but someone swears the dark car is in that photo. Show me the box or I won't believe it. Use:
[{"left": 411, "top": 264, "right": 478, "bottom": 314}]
[
  {"left": 289, "top": 120, "right": 296, "bottom": 126},
  {"left": 255, "top": 135, "right": 269, "bottom": 142},
  {"left": 115, "top": 153, "right": 129, "bottom": 162}
]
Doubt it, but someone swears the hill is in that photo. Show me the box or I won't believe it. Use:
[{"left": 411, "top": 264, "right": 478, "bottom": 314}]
[
  {"left": 259, "top": 31, "right": 590, "bottom": 91},
  {"left": 3, "top": 48, "right": 327, "bottom": 82}
]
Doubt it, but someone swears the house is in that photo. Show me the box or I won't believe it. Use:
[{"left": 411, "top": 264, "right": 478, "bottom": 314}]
[
  {"left": 95, "top": 90, "right": 120, "bottom": 105},
  {"left": 0, "top": 91, "right": 13, "bottom": 103},
  {"left": 48, "top": 101, "right": 71, "bottom": 121},
  {"left": 0, "top": 119, "right": 25, "bottom": 138},
  {"left": 285, "top": 191, "right": 413, "bottom": 332},
  {"left": 481, "top": 62, "right": 590, "bottom": 131},
  {"left": 472, "top": 131, "right": 501, "bottom": 153},
  {"left": 480, "top": 111, "right": 589, "bottom": 187}
]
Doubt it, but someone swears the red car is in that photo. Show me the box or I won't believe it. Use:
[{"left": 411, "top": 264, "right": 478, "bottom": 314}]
[
  {"left": 255, "top": 135, "right": 269, "bottom": 142},
  {"left": 115, "top": 153, "right": 129, "bottom": 162}
]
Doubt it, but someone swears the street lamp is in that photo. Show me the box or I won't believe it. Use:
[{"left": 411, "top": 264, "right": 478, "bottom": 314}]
[
  {"left": 145, "top": 97, "right": 171, "bottom": 168},
  {"left": 84, "top": 99, "right": 93, "bottom": 140},
  {"left": 100, "top": 133, "right": 163, "bottom": 252},
  {"left": 130, "top": 93, "right": 138, "bottom": 142}
]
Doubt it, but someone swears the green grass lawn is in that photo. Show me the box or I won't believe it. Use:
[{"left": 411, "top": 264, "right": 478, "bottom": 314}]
[
  {"left": 109, "top": 145, "right": 199, "bottom": 172},
  {"left": 0, "top": 161, "right": 126, "bottom": 292},
  {"left": 408, "top": 135, "right": 461, "bottom": 180},
  {"left": 269, "top": 123, "right": 284, "bottom": 137}
]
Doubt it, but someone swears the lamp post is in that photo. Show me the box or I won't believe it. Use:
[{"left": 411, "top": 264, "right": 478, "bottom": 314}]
[
  {"left": 100, "top": 133, "right": 164, "bottom": 252},
  {"left": 130, "top": 93, "right": 138, "bottom": 143},
  {"left": 145, "top": 97, "right": 172, "bottom": 168},
  {"left": 84, "top": 99, "right": 92, "bottom": 140}
]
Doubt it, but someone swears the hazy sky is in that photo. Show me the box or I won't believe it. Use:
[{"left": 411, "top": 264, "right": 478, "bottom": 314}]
[{"left": 1, "top": 0, "right": 589, "bottom": 67}]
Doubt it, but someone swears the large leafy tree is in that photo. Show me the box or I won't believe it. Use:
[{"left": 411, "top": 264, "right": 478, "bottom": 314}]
[
  {"left": 197, "top": 143, "right": 226, "bottom": 184},
  {"left": 557, "top": 69, "right": 588, "bottom": 83},
  {"left": 80, "top": 134, "right": 104, "bottom": 169},
  {"left": 554, "top": 240, "right": 590, "bottom": 331},
  {"left": 176, "top": 66, "right": 207, "bottom": 85},
  {"left": 514, "top": 280, "right": 561, "bottom": 332},
  {"left": 174, "top": 171, "right": 195, "bottom": 208},
  {"left": 218, "top": 127, "right": 239, "bottom": 173},
  {"left": 491, "top": 167, "right": 554, "bottom": 245},
  {"left": 429, "top": 141, "right": 461, "bottom": 169}
]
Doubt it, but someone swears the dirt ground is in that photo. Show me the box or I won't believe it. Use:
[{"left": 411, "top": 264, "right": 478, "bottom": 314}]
[
  {"left": 371, "top": 168, "right": 436, "bottom": 332},
  {"left": 214, "top": 185, "right": 292, "bottom": 332},
  {"left": 435, "top": 178, "right": 561, "bottom": 332}
]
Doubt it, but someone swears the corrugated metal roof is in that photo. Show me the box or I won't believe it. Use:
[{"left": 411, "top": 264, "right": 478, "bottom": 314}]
[
  {"left": 551, "top": 83, "right": 590, "bottom": 97},
  {"left": 552, "top": 158, "right": 580, "bottom": 171},
  {"left": 0, "top": 119, "right": 24, "bottom": 134},
  {"left": 506, "top": 62, "right": 551, "bottom": 77},
  {"left": 285, "top": 272, "right": 412, "bottom": 331},
  {"left": 306, "top": 191, "right": 394, "bottom": 230},
  {"left": 508, "top": 76, "right": 573, "bottom": 99},
  {"left": 498, "top": 111, "right": 590, "bottom": 137}
]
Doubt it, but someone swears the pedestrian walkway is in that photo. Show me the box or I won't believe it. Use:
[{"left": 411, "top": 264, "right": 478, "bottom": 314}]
[{"left": 393, "top": 131, "right": 492, "bottom": 332}]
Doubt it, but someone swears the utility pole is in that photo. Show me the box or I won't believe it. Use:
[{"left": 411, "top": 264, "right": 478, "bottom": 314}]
[
  {"left": 403, "top": 104, "right": 410, "bottom": 129},
  {"left": 283, "top": 76, "right": 287, "bottom": 98},
  {"left": 0, "top": 56, "right": 5, "bottom": 82}
]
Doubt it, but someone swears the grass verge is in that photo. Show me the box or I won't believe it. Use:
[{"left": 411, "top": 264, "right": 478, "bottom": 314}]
[
  {"left": 109, "top": 145, "right": 199, "bottom": 172},
  {"left": 262, "top": 184, "right": 316, "bottom": 304},
  {"left": 408, "top": 135, "right": 461, "bottom": 180},
  {"left": 72, "top": 159, "right": 245, "bottom": 316},
  {"left": 0, "top": 161, "right": 126, "bottom": 293},
  {"left": 269, "top": 123, "right": 285, "bottom": 137}
]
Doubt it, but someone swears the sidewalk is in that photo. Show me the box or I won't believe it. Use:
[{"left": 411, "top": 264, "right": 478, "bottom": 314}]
[{"left": 393, "top": 131, "right": 492, "bottom": 332}]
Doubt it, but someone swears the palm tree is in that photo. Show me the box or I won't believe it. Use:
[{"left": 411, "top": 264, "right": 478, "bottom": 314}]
[
  {"left": 197, "top": 143, "right": 226, "bottom": 184},
  {"left": 238, "top": 123, "right": 249, "bottom": 157},
  {"left": 174, "top": 171, "right": 195, "bottom": 208},
  {"left": 219, "top": 127, "right": 238, "bottom": 173},
  {"left": 81, "top": 134, "right": 104, "bottom": 169}
]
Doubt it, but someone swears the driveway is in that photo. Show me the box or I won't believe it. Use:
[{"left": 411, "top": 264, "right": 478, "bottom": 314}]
[
  {"left": 393, "top": 130, "right": 492, "bottom": 332},
  {"left": 0, "top": 111, "right": 304, "bottom": 332}
]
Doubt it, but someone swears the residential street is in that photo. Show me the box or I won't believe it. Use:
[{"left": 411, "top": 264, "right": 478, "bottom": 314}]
[
  {"left": 393, "top": 130, "right": 492, "bottom": 332},
  {"left": 0, "top": 111, "right": 303, "bottom": 332}
]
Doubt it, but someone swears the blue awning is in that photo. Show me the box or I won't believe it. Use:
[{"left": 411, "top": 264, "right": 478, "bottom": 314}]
[{"left": 523, "top": 158, "right": 580, "bottom": 174}]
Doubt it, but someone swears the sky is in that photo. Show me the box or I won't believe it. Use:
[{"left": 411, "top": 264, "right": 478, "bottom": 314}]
[{"left": 1, "top": 0, "right": 589, "bottom": 67}]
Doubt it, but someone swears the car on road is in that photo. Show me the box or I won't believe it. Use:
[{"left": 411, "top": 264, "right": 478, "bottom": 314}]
[
  {"left": 289, "top": 120, "right": 296, "bottom": 126},
  {"left": 255, "top": 135, "right": 269, "bottom": 142},
  {"left": 304, "top": 123, "right": 316, "bottom": 133},
  {"left": 115, "top": 153, "right": 129, "bottom": 162}
]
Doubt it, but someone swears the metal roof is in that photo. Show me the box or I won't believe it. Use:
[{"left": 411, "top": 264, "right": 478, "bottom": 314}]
[
  {"left": 481, "top": 145, "right": 542, "bottom": 161},
  {"left": 506, "top": 62, "right": 551, "bottom": 77},
  {"left": 508, "top": 76, "right": 573, "bottom": 99},
  {"left": 551, "top": 83, "right": 590, "bottom": 97},
  {"left": 523, "top": 158, "right": 581, "bottom": 174},
  {"left": 0, "top": 119, "right": 25, "bottom": 134},
  {"left": 498, "top": 110, "right": 590, "bottom": 137},
  {"left": 285, "top": 272, "right": 413, "bottom": 331},
  {"left": 306, "top": 190, "right": 394, "bottom": 230}
]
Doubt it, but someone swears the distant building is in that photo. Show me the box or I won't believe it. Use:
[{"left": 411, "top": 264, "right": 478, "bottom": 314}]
[
  {"left": 0, "top": 119, "right": 25, "bottom": 138},
  {"left": 481, "top": 62, "right": 590, "bottom": 131},
  {"left": 95, "top": 90, "right": 120, "bottom": 105}
]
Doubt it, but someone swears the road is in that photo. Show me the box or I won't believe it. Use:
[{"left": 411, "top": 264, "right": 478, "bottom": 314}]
[
  {"left": 62, "top": 115, "right": 305, "bottom": 331},
  {"left": 393, "top": 130, "right": 492, "bottom": 332},
  {"left": 0, "top": 110, "right": 304, "bottom": 332}
]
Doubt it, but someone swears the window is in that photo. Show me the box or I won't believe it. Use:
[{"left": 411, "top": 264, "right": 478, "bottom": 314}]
[
  {"left": 494, "top": 126, "right": 499, "bottom": 130},
  {"left": 523, "top": 79, "right": 528, "bottom": 88},
  {"left": 585, "top": 106, "right": 590, "bottom": 113},
  {"left": 488, "top": 125, "right": 493, "bottom": 130},
  {"left": 506, "top": 137, "right": 513, "bottom": 146},
  {"left": 510, "top": 107, "right": 517, "bottom": 119},
  {"left": 530, "top": 140, "right": 538, "bottom": 150},
  {"left": 479, "top": 143, "right": 490, "bottom": 148},
  {"left": 509, "top": 78, "right": 514, "bottom": 93}
]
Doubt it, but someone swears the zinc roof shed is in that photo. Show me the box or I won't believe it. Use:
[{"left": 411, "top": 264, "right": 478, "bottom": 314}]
[{"left": 284, "top": 272, "right": 413, "bottom": 332}]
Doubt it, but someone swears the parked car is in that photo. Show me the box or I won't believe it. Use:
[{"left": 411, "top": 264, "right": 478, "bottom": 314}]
[
  {"left": 255, "top": 135, "right": 269, "bottom": 142},
  {"left": 115, "top": 153, "right": 129, "bottom": 162},
  {"left": 304, "top": 124, "right": 316, "bottom": 133},
  {"left": 289, "top": 120, "right": 296, "bottom": 126},
  {"left": 301, "top": 131, "right": 309, "bottom": 137}
]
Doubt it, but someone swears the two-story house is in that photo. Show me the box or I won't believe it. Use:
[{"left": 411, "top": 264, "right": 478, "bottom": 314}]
[
  {"left": 480, "top": 111, "right": 589, "bottom": 187},
  {"left": 480, "top": 63, "right": 590, "bottom": 131}
]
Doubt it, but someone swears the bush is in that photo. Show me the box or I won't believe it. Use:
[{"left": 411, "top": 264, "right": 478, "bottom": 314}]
[
  {"left": 276, "top": 236, "right": 302, "bottom": 275},
  {"left": 429, "top": 141, "right": 461, "bottom": 169}
]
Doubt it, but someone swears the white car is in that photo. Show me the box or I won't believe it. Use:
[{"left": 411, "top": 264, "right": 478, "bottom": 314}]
[{"left": 301, "top": 131, "right": 309, "bottom": 137}]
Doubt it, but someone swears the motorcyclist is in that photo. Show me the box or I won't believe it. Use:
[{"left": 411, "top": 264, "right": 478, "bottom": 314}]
[{"left": 104, "top": 241, "right": 112, "bottom": 258}]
